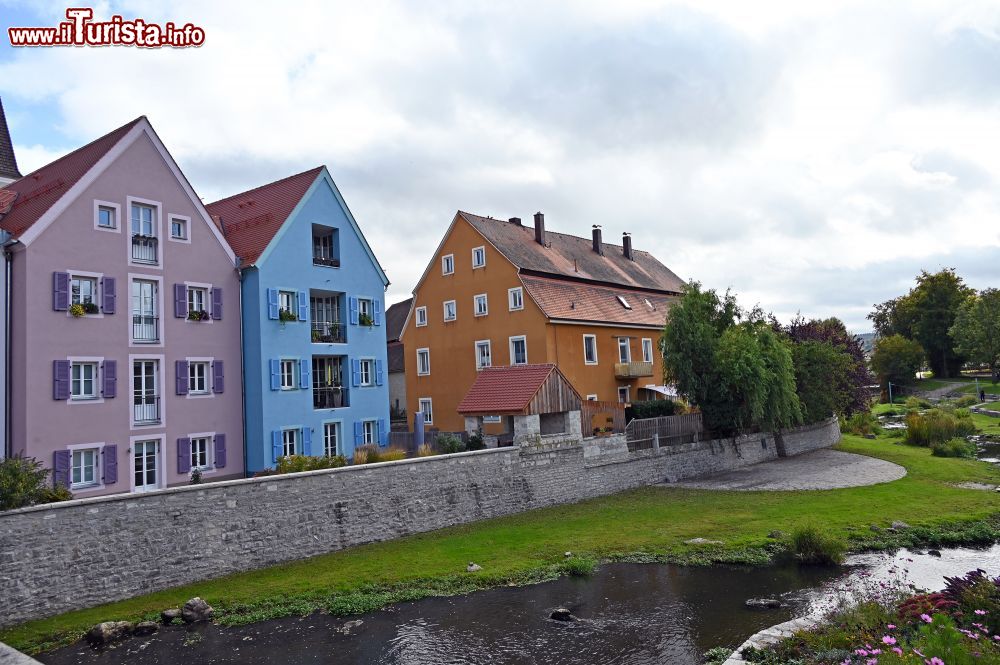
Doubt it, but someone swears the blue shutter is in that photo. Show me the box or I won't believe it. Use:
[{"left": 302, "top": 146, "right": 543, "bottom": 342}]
[
  {"left": 101, "top": 277, "right": 116, "bottom": 314},
  {"left": 375, "top": 359, "right": 384, "bottom": 386},
  {"left": 271, "top": 430, "right": 283, "bottom": 463},
  {"left": 267, "top": 288, "right": 280, "bottom": 320},
  {"left": 297, "top": 291, "right": 309, "bottom": 321},
  {"left": 349, "top": 297, "right": 359, "bottom": 325},
  {"left": 351, "top": 358, "right": 361, "bottom": 387},
  {"left": 103, "top": 444, "right": 118, "bottom": 485},
  {"left": 175, "top": 360, "right": 189, "bottom": 395},
  {"left": 299, "top": 358, "right": 311, "bottom": 389},
  {"left": 214, "top": 434, "right": 227, "bottom": 469},
  {"left": 373, "top": 299, "right": 382, "bottom": 326},
  {"left": 378, "top": 419, "right": 387, "bottom": 446},
  {"left": 353, "top": 421, "right": 363, "bottom": 446},
  {"left": 269, "top": 359, "right": 281, "bottom": 390},
  {"left": 177, "top": 438, "right": 192, "bottom": 474},
  {"left": 302, "top": 427, "right": 312, "bottom": 456},
  {"left": 52, "top": 450, "right": 70, "bottom": 487}
]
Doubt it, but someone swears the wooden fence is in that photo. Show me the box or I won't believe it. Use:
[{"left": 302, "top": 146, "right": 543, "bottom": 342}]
[{"left": 581, "top": 400, "right": 626, "bottom": 435}]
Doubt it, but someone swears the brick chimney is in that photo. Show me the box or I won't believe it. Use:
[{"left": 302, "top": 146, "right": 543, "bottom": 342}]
[
  {"left": 622, "top": 232, "right": 633, "bottom": 261},
  {"left": 533, "top": 212, "right": 546, "bottom": 245},
  {"left": 592, "top": 225, "right": 604, "bottom": 255},
  {"left": 509, "top": 217, "right": 522, "bottom": 226}
]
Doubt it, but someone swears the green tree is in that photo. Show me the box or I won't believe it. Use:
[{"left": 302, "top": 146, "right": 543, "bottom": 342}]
[
  {"left": 791, "top": 341, "right": 852, "bottom": 423},
  {"left": 950, "top": 288, "right": 1000, "bottom": 383},
  {"left": 871, "top": 334, "right": 925, "bottom": 388}
]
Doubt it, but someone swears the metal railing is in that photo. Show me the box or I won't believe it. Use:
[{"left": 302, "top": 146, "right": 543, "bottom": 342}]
[
  {"left": 625, "top": 413, "right": 704, "bottom": 452},
  {"left": 311, "top": 321, "right": 346, "bottom": 343},
  {"left": 312, "top": 255, "right": 340, "bottom": 268},
  {"left": 313, "top": 386, "right": 349, "bottom": 409},
  {"left": 614, "top": 361, "right": 654, "bottom": 379},
  {"left": 132, "top": 315, "right": 159, "bottom": 342},
  {"left": 133, "top": 396, "right": 161, "bottom": 425},
  {"left": 131, "top": 235, "right": 158, "bottom": 264}
]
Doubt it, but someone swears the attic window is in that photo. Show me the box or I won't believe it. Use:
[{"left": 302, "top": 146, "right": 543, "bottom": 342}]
[
  {"left": 644, "top": 298, "right": 654, "bottom": 310},
  {"left": 616, "top": 295, "right": 631, "bottom": 310}
]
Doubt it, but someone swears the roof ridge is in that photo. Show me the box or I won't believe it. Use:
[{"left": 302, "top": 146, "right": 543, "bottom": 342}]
[
  {"left": 12, "top": 116, "right": 144, "bottom": 185},
  {"left": 207, "top": 165, "right": 323, "bottom": 207},
  {"left": 460, "top": 209, "right": 642, "bottom": 251}
]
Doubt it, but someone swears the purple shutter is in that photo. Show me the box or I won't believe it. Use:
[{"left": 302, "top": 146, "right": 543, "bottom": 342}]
[
  {"left": 173, "top": 283, "right": 187, "bottom": 318},
  {"left": 102, "top": 360, "right": 117, "bottom": 398},
  {"left": 212, "top": 360, "right": 224, "bottom": 394},
  {"left": 52, "top": 450, "right": 71, "bottom": 487},
  {"left": 52, "top": 272, "right": 69, "bottom": 311},
  {"left": 214, "top": 434, "right": 227, "bottom": 469},
  {"left": 211, "top": 287, "right": 223, "bottom": 320},
  {"left": 175, "top": 360, "right": 189, "bottom": 395},
  {"left": 103, "top": 444, "right": 118, "bottom": 485},
  {"left": 52, "top": 360, "right": 70, "bottom": 400},
  {"left": 177, "top": 437, "right": 191, "bottom": 474},
  {"left": 101, "top": 277, "right": 116, "bottom": 314}
]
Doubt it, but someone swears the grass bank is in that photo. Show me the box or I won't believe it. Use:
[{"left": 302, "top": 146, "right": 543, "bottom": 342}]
[{"left": 5, "top": 433, "right": 1000, "bottom": 655}]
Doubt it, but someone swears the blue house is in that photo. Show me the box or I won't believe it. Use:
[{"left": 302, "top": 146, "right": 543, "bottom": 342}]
[{"left": 207, "top": 167, "right": 390, "bottom": 472}]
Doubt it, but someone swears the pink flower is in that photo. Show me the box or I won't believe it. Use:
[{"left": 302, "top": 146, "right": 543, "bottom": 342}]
[
  {"left": 883, "top": 635, "right": 897, "bottom": 645},
  {"left": 887, "top": 624, "right": 896, "bottom": 629},
  {"left": 921, "top": 613, "right": 933, "bottom": 623},
  {"left": 856, "top": 648, "right": 870, "bottom": 656},
  {"left": 927, "top": 658, "right": 944, "bottom": 665},
  {"left": 976, "top": 609, "right": 988, "bottom": 615},
  {"left": 892, "top": 647, "right": 903, "bottom": 656}
]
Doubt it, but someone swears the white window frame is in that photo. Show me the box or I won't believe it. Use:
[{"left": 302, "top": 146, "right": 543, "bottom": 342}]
[
  {"left": 358, "top": 297, "right": 374, "bottom": 322},
  {"left": 586, "top": 394, "right": 598, "bottom": 401},
  {"left": 415, "top": 306, "right": 428, "bottom": 327},
  {"left": 188, "top": 360, "right": 211, "bottom": 395},
  {"left": 509, "top": 335, "right": 527, "bottom": 366},
  {"left": 583, "top": 334, "right": 598, "bottom": 365},
  {"left": 129, "top": 273, "right": 164, "bottom": 347},
  {"left": 618, "top": 386, "right": 630, "bottom": 403},
  {"left": 281, "top": 428, "right": 298, "bottom": 457},
  {"left": 279, "top": 290, "right": 296, "bottom": 317},
  {"left": 70, "top": 360, "right": 98, "bottom": 401},
  {"left": 483, "top": 415, "right": 501, "bottom": 423},
  {"left": 418, "top": 398, "right": 433, "bottom": 425},
  {"left": 189, "top": 433, "right": 214, "bottom": 472},
  {"left": 280, "top": 358, "right": 297, "bottom": 390},
  {"left": 68, "top": 270, "right": 104, "bottom": 318},
  {"left": 616, "top": 295, "right": 632, "bottom": 310},
  {"left": 475, "top": 340, "right": 492, "bottom": 370},
  {"left": 126, "top": 196, "right": 163, "bottom": 269},
  {"left": 642, "top": 338, "right": 654, "bottom": 363},
  {"left": 168, "top": 214, "right": 191, "bottom": 244},
  {"left": 472, "top": 246, "right": 486, "bottom": 269},
  {"left": 474, "top": 293, "right": 489, "bottom": 317},
  {"left": 186, "top": 285, "right": 208, "bottom": 318},
  {"left": 618, "top": 337, "right": 631, "bottom": 363},
  {"left": 323, "top": 421, "right": 343, "bottom": 457},
  {"left": 359, "top": 358, "right": 374, "bottom": 386},
  {"left": 362, "top": 420, "right": 378, "bottom": 445},
  {"left": 443, "top": 300, "right": 457, "bottom": 322},
  {"left": 129, "top": 433, "right": 165, "bottom": 493},
  {"left": 508, "top": 287, "right": 524, "bottom": 311},
  {"left": 129, "top": 354, "right": 165, "bottom": 430},
  {"left": 441, "top": 254, "right": 455, "bottom": 275},
  {"left": 416, "top": 348, "right": 431, "bottom": 376},
  {"left": 93, "top": 200, "right": 121, "bottom": 233},
  {"left": 67, "top": 442, "right": 105, "bottom": 491},
  {"left": 66, "top": 356, "right": 105, "bottom": 405}
]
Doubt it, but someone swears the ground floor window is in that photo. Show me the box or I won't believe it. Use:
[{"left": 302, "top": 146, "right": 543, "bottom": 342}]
[
  {"left": 418, "top": 398, "right": 433, "bottom": 424},
  {"left": 362, "top": 420, "right": 377, "bottom": 445},
  {"left": 324, "top": 422, "right": 341, "bottom": 457},
  {"left": 71, "top": 448, "right": 99, "bottom": 488},
  {"left": 618, "top": 386, "right": 630, "bottom": 403},
  {"left": 191, "top": 436, "right": 211, "bottom": 470},
  {"left": 282, "top": 428, "right": 298, "bottom": 457}
]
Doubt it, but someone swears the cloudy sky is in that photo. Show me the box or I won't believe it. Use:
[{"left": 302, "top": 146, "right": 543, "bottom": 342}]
[{"left": 1, "top": 0, "right": 998, "bottom": 330}]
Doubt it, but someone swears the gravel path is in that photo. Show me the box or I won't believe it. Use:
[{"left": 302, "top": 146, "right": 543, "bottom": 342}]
[
  {"left": 668, "top": 449, "right": 906, "bottom": 491},
  {"left": 922, "top": 382, "right": 973, "bottom": 399}
]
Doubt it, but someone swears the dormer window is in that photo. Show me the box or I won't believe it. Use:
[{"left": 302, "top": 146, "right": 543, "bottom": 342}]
[
  {"left": 644, "top": 298, "right": 655, "bottom": 310},
  {"left": 616, "top": 295, "right": 631, "bottom": 310}
]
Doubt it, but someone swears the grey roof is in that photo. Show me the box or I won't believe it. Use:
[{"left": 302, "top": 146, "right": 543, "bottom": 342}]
[
  {"left": 0, "top": 98, "right": 20, "bottom": 182},
  {"left": 385, "top": 297, "right": 412, "bottom": 343},
  {"left": 459, "top": 211, "right": 684, "bottom": 293},
  {"left": 387, "top": 342, "right": 405, "bottom": 374}
]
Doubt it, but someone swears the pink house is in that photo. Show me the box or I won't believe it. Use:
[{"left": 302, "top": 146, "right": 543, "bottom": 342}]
[{"left": 0, "top": 116, "right": 244, "bottom": 496}]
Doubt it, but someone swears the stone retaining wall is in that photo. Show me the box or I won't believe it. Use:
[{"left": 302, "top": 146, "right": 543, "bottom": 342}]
[{"left": 0, "top": 417, "right": 840, "bottom": 627}]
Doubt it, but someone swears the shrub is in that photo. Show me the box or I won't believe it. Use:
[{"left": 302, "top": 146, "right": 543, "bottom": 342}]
[
  {"left": 190, "top": 468, "right": 203, "bottom": 484},
  {"left": 625, "top": 399, "right": 678, "bottom": 421},
  {"left": 277, "top": 454, "right": 347, "bottom": 473},
  {"left": 702, "top": 647, "right": 733, "bottom": 665},
  {"left": 34, "top": 484, "right": 73, "bottom": 505},
  {"left": 905, "top": 395, "right": 931, "bottom": 410},
  {"left": 954, "top": 395, "right": 978, "bottom": 408},
  {"left": 841, "top": 411, "right": 882, "bottom": 437},
  {"left": 0, "top": 455, "right": 64, "bottom": 511},
  {"left": 415, "top": 444, "right": 436, "bottom": 457},
  {"left": 788, "top": 524, "right": 846, "bottom": 565},
  {"left": 905, "top": 408, "right": 978, "bottom": 447},
  {"left": 436, "top": 434, "right": 465, "bottom": 455},
  {"left": 466, "top": 433, "right": 486, "bottom": 451},
  {"left": 559, "top": 555, "right": 598, "bottom": 577},
  {"left": 352, "top": 445, "right": 379, "bottom": 465},
  {"left": 931, "top": 438, "right": 976, "bottom": 458},
  {"left": 378, "top": 447, "right": 408, "bottom": 462}
]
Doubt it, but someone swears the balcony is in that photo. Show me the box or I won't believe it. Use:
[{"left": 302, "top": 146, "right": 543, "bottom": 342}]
[
  {"left": 133, "top": 396, "right": 161, "bottom": 425},
  {"left": 131, "top": 234, "right": 158, "bottom": 264},
  {"left": 312, "top": 256, "right": 340, "bottom": 268},
  {"left": 615, "top": 361, "right": 654, "bottom": 379},
  {"left": 132, "top": 315, "right": 159, "bottom": 343},
  {"left": 312, "top": 321, "right": 346, "bottom": 344},
  {"left": 314, "top": 386, "right": 349, "bottom": 409}
]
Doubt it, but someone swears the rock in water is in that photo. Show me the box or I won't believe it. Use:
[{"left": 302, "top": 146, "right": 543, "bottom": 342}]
[
  {"left": 466, "top": 562, "right": 482, "bottom": 572},
  {"left": 160, "top": 608, "right": 182, "bottom": 624},
  {"left": 745, "top": 598, "right": 782, "bottom": 609},
  {"left": 181, "top": 597, "right": 215, "bottom": 623},
  {"left": 928, "top": 549, "right": 942, "bottom": 557},
  {"left": 133, "top": 621, "right": 159, "bottom": 636},
  {"left": 550, "top": 608, "right": 576, "bottom": 621},
  {"left": 86, "top": 621, "right": 133, "bottom": 646}
]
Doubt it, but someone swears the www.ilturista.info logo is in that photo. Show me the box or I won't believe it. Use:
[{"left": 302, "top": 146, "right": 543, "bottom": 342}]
[{"left": 8, "top": 8, "right": 205, "bottom": 48}]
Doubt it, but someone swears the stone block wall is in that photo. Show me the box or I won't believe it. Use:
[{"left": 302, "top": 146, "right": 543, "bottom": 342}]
[{"left": 0, "top": 417, "right": 839, "bottom": 627}]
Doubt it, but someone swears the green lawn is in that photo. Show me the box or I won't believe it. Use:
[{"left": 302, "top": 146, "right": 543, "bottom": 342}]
[
  {"left": 5, "top": 432, "right": 1000, "bottom": 655},
  {"left": 960, "top": 382, "right": 1000, "bottom": 396},
  {"left": 912, "top": 378, "right": 971, "bottom": 392}
]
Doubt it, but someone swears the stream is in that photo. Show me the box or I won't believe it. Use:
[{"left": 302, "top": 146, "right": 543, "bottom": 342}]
[{"left": 38, "top": 545, "right": 1000, "bottom": 665}]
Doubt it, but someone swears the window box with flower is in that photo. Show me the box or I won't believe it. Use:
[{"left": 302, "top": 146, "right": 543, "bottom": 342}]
[
  {"left": 279, "top": 309, "right": 298, "bottom": 323},
  {"left": 187, "top": 310, "right": 211, "bottom": 322},
  {"left": 358, "top": 312, "right": 374, "bottom": 327}
]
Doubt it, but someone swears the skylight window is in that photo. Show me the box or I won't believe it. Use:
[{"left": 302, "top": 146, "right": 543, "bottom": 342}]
[
  {"left": 617, "top": 295, "right": 631, "bottom": 310},
  {"left": 644, "top": 298, "right": 654, "bottom": 310}
]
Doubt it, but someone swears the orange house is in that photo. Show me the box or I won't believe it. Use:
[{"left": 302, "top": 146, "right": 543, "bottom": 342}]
[{"left": 400, "top": 211, "right": 685, "bottom": 433}]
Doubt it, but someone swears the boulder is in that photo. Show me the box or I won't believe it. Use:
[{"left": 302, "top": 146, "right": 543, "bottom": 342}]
[
  {"left": 745, "top": 598, "right": 782, "bottom": 609},
  {"left": 767, "top": 530, "right": 786, "bottom": 540},
  {"left": 181, "top": 597, "right": 214, "bottom": 623},
  {"left": 685, "top": 537, "right": 724, "bottom": 545},
  {"left": 891, "top": 521, "right": 911, "bottom": 531},
  {"left": 160, "top": 608, "right": 182, "bottom": 624},
  {"left": 335, "top": 619, "right": 364, "bottom": 635},
  {"left": 86, "top": 621, "right": 133, "bottom": 646},
  {"left": 550, "top": 608, "right": 576, "bottom": 622},
  {"left": 864, "top": 434, "right": 877, "bottom": 440},
  {"left": 133, "top": 621, "right": 159, "bottom": 636},
  {"left": 466, "top": 562, "right": 482, "bottom": 572},
  {"left": 928, "top": 549, "right": 942, "bottom": 557},
  {"left": 870, "top": 525, "right": 882, "bottom": 532},
  {"left": 564, "top": 551, "right": 573, "bottom": 558}
]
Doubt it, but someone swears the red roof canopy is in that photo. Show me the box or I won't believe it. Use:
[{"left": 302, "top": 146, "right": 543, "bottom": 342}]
[{"left": 458, "top": 364, "right": 581, "bottom": 416}]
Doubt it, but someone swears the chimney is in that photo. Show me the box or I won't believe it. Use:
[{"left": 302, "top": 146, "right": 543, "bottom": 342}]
[
  {"left": 622, "top": 232, "right": 633, "bottom": 261},
  {"left": 592, "top": 225, "right": 604, "bottom": 255},
  {"left": 509, "top": 217, "right": 522, "bottom": 226},
  {"left": 533, "top": 212, "right": 546, "bottom": 245}
]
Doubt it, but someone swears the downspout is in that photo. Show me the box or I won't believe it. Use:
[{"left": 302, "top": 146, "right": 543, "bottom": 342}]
[
  {"left": 1, "top": 233, "right": 17, "bottom": 460},
  {"left": 236, "top": 258, "right": 248, "bottom": 481}
]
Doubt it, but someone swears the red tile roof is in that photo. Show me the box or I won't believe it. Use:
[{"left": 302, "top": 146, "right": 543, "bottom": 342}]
[
  {"left": 458, "top": 364, "right": 570, "bottom": 415},
  {"left": 206, "top": 166, "right": 323, "bottom": 266},
  {"left": 521, "top": 274, "right": 675, "bottom": 327},
  {"left": 0, "top": 117, "right": 144, "bottom": 238}
]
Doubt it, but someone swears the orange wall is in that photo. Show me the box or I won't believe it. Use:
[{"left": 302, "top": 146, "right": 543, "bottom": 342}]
[{"left": 403, "top": 216, "right": 668, "bottom": 433}]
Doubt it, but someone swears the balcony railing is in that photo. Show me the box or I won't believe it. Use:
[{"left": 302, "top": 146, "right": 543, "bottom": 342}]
[
  {"left": 312, "top": 255, "right": 340, "bottom": 268},
  {"left": 311, "top": 321, "right": 346, "bottom": 343},
  {"left": 314, "top": 386, "right": 349, "bottom": 410},
  {"left": 614, "top": 361, "right": 654, "bottom": 379},
  {"left": 133, "top": 396, "right": 161, "bottom": 425},
  {"left": 132, "top": 315, "right": 159, "bottom": 343},
  {"left": 131, "top": 234, "right": 158, "bottom": 264}
]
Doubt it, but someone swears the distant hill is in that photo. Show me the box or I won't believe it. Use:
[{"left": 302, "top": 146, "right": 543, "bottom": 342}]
[{"left": 853, "top": 332, "right": 875, "bottom": 354}]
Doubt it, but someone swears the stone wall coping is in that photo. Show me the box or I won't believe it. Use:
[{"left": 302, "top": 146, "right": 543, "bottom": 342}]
[{"left": 0, "top": 445, "right": 512, "bottom": 519}]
